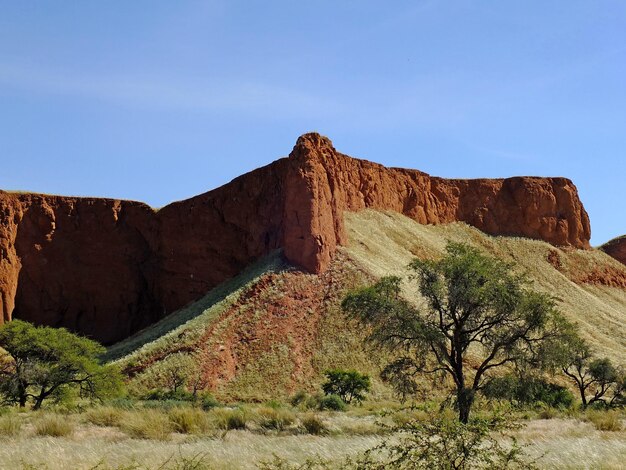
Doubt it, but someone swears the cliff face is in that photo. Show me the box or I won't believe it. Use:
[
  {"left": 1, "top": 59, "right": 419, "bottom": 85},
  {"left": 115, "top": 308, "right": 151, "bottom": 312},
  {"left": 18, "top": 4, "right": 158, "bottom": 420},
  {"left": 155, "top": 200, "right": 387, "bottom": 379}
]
[
  {"left": 0, "top": 133, "right": 592, "bottom": 343},
  {"left": 601, "top": 236, "right": 626, "bottom": 266},
  {"left": 0, "top": 193, "right": 161, "bottom": 343},
  {"left": 282, "top": 133, "right": 591, "bottom": 272}
]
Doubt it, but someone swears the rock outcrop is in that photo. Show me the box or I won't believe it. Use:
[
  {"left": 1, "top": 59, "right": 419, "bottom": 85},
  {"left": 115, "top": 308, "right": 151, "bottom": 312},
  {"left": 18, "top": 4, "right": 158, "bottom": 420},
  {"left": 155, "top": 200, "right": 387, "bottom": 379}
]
[
  {"left": 0, "top": 133, "right": 592, "bottom": 343},
  {"left": 601, "top": 236, "right": 626, "bottom": 266}
]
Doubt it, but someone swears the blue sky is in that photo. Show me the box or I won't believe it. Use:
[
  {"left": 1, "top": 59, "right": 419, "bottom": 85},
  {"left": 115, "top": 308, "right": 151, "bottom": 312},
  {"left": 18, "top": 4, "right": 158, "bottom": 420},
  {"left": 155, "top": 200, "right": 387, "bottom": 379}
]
[{"left": 0, "top": 1, "right": 624, "bottom": 245}]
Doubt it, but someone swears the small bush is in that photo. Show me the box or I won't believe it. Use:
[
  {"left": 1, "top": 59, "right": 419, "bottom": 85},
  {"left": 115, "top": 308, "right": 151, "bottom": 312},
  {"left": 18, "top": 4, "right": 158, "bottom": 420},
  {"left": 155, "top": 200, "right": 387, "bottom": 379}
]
[
  {"left": 211, "top": 408, "right": 248, "bottom": 430},
  {"left": 256, "top": 407, "right": 296, "bottom": 431},
  {"left": 300, "top": 414, "right": 327, "bottom": 435},
  {"left": 197, "top": 392, "right": 220, "bottom": 410},
  {"left": 84, "top": 406, "right": 124, "bottom": 427},
  {"left": 143, "top": 388, "right": 195, "bottom": 402},
  {"left": 0, "top": 414, "right": 21, "bottom": 437},
  {"left": 168, "top": 408, "right": 210, "bottom": 434},
  {"left": 143, "top": 399, "right": 191, "bottom": 410},
  {"left": 585, "top": 410, "right": 623, "bottom": 431},
  {"left": 290, "top": 390, "right": 308, "bottom": 407},
  {"left": 34, "top": 414, "right": 74, "bottom": 437},
  {"left": 322, "top": 370, "right": 370, "bottom": 404},
  {"left": 121, "top": 410, "right": 173, "bottom": 440},
  {"left": 537, "top": 407, "right": 558, "bottom": 420},
  {"left": 318, "top": 394, "right": 346, "bottom": 411},
  {"left": 366, "top": 414, "right": 532, "bottom": 469},
  {"left": 106, "top": 397, "right": 137, "bottom": 410},
  {"left": 483, "top": 375, "right": 573, "bottom": 409}
]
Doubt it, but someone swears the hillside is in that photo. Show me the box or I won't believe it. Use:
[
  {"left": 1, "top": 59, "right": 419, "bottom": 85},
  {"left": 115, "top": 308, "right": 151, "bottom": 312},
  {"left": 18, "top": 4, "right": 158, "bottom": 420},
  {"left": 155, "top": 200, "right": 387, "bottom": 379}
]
[{"left": 112, "top": 210, "right": 626, "bottom": 400}]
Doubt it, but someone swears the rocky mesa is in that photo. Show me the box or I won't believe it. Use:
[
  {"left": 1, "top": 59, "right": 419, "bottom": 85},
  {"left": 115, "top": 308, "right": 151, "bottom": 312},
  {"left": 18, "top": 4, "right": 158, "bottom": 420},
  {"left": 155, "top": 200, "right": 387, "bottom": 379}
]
[{"left": 0, "top": 133, "right": 592, "bottom": 343}]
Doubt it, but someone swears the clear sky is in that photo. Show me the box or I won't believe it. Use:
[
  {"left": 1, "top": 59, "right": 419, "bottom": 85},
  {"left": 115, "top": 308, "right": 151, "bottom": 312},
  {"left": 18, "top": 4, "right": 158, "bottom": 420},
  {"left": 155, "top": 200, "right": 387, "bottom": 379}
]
[{"left": 0, "top": 1, "right": 624, "bottom": 245}]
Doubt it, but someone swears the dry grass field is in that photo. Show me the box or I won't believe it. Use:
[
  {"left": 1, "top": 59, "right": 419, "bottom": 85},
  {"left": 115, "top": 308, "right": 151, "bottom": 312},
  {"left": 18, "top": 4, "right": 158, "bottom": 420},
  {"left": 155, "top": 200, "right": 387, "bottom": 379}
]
[{"left": 0, "top": 407, "right": 624, "bottom": 469}]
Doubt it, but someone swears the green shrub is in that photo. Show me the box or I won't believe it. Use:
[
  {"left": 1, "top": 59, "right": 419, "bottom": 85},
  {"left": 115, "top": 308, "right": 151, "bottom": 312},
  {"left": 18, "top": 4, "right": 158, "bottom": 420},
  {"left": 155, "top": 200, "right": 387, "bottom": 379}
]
[
  {"left": 318, "top": 394, "right": 346, "bottom": 411},
  {"left": 322, "top": 370, "right": 370, "bottom": 404},
  {"left": 34, "top": 414, "right": 74, "bottom": 437},
  {"left": 197, "top": 392, "right": 220, "bottom": 410},
  {"left": 290, "top": 390, "right": 308, "bottom": 407},
  {"left": 300, "top": 414, "right": 327, "bottom": 435},
  {"left": 142, "top": 399, "right": 191, "bottom": 410},
  {"left": 483, "top": 375, "right": 573, "bottom": 409},
  {"left": 105, "top": 397, "right": 137, "bottom": 410},
  {"left": 537, "top": 407, "right": 558, "bottom": 420},
  {"left": 142, "top": 388, "right": 195, "bottom": 402},
  {"left": 364, "top": 414, "right": 532, "bottom": 469}
]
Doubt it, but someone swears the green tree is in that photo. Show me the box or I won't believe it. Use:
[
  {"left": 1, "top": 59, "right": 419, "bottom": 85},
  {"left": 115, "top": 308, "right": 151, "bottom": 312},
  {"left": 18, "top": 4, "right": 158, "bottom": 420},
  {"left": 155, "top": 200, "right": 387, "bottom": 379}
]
[
  {"left": 342, "top": 242, "right": 567, "bottom": 423},
  {"left": 0, "top": 320, "right": 123, "bottom": 409},
  {"left": 557, "top": 333, "right": 623, "bottom": 408},
  {"left": 322, "top": 369, "right": 371, "bottom": 404}
]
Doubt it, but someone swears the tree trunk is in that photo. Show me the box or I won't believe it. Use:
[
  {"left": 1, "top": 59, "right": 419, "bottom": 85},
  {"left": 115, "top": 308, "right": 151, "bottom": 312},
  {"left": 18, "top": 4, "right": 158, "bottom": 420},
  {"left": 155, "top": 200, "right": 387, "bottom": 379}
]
[
  {"left": 458, "top": 387, "right": 475, "bottom": 424},
  {"left": 33, "top": 396, "right": 44, "bottom": 410},
  {"left": 580, "top": 386, "right": 588, "bottom": 409},
  {"left": 17, "top": 383, "right": 27, "bottom": 408}
]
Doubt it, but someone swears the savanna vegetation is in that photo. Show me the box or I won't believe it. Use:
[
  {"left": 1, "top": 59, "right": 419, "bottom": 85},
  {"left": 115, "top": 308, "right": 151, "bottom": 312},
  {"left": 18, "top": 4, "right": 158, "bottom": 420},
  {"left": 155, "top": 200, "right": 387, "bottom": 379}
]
[{"left": 0, "top": 211, "right": 624, "bottom": 469}]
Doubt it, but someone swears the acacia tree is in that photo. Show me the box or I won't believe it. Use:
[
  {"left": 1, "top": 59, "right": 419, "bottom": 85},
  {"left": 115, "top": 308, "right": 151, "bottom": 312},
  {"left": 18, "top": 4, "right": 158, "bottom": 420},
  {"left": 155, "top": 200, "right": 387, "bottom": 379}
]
[
  {"left": 0, "top": 320, "right": 123, "bottom": 409},
  {"left": 322, "top": 369, "right": 371, "bottom": 404},
  {"left": 342, "top": 242, "right": 568, "bottom": 423},
  {"left": 556, "top": 332, "right": 624, "bottom": 408}
]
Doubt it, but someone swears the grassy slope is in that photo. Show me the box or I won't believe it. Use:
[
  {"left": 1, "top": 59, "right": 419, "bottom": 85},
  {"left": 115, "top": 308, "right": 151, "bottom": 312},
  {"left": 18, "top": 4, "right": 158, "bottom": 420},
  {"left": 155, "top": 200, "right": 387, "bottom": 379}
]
[
  {"left": 105, "top": 252, "right": 288, "bottom": 362},
  {"left": 110, "top": 210, "right": 625, "bottom": 400},
  {"left": 343, "top": 210, "right": 626, "bottom": 362}
]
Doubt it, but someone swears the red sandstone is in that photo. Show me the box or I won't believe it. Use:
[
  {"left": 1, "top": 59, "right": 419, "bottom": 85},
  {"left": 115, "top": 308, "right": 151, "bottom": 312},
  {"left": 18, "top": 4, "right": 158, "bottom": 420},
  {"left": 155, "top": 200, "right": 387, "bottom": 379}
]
[
  {"left": 0, "top": 133, "right": 592, "bottom": 343},
  {"left": 601, "top": 236, "right": 626, "bottom": 266}
]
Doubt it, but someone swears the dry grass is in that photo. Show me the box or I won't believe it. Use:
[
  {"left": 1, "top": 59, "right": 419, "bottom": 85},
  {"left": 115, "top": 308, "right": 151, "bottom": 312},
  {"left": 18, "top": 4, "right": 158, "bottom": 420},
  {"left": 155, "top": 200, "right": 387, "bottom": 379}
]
[
  {"left": 584, "top": 409, "right": 624, "bottom": 431},
  {"left": 515, "top": 418, "right": 626, "bottom": 469},
  {"left": 0, "top": 412, "right": 623, "bottom": 469},
  {"left": 167, "top": 407, "right": 212, "bottom": 434},
  {"left": 343, "top": 210, "right": 626, "bottom": 362},
  {"left": 119, "top": 409, "right": 173, "bottom": 440},
  {"left": 0, "top": 413, "right": 22, "bottom": 437},
  {"left": 33, "top": 413, "right": 75, "bottom": 437},
  {"left": 84, "top": 406, "right": 125, "bottom": 427},
  {"left": 254, "top": 406, "right": 297, "bottom": 432}
]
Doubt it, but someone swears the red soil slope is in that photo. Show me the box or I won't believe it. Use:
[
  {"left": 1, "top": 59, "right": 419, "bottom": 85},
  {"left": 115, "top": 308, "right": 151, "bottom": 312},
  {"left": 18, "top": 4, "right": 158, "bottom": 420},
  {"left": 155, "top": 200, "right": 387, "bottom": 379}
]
[{"left": 0, "top": 133, "right": 591, "bottom": 343}]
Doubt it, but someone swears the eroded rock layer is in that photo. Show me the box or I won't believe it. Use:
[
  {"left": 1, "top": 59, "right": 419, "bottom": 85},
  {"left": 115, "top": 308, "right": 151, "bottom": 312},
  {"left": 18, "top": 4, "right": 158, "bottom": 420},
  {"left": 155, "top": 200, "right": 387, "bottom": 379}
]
[{"left": 0, "top": 133, "right": 592, "bottom": 343}]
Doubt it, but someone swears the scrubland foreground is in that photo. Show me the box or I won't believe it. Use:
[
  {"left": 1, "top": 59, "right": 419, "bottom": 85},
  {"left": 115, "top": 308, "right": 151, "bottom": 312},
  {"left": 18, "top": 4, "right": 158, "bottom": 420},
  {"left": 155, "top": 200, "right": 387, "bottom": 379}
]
[{"left": 0, "top": 404, "right": 625, "bottom": 469}]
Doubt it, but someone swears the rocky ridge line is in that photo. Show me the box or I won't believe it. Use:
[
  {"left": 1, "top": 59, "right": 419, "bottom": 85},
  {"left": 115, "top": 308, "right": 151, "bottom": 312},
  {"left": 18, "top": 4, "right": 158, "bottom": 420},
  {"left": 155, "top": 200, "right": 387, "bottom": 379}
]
[{"left": 0, "top": 133, "right": 592, "bottom": 343}]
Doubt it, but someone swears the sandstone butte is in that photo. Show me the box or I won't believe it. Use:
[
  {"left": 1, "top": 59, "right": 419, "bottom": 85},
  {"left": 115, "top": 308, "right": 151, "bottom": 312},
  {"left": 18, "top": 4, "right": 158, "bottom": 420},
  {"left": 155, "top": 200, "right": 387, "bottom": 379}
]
[{"left": 0, "top": 133, "right": 593, "bottom": 344}]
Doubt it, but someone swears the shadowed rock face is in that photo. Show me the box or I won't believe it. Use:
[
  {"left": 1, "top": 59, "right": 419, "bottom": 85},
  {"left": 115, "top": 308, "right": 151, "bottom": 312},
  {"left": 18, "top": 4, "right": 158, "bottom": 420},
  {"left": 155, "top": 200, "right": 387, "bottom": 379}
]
[
  {"left": 601, "top": 236, "right": 626, "bottom": 266},
  {"left": 0, "top": 133, "right": 592, "bottom": 343}
]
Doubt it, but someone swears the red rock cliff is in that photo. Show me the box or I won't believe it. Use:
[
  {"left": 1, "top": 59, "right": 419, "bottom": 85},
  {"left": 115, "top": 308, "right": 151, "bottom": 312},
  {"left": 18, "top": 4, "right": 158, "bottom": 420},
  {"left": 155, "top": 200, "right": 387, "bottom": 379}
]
[
  {"left": 601, "top": 236, "right": 626, "bottom": 266},
  {"left": 282, "top": 133, "right": 591, "bottom": 272},
  {"left": 0, "top": 133, "right": 592, "bottom": 343}
]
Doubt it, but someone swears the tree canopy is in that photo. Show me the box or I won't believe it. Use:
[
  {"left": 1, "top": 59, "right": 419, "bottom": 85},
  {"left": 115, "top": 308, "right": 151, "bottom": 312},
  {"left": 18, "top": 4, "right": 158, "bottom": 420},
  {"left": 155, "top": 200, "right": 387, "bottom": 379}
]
[
  {"left": 0, "top": 320, "right": 123, "bottom": 409},
  {"left": 342, "top": 242, "right": 569, "bottom": 422}
]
